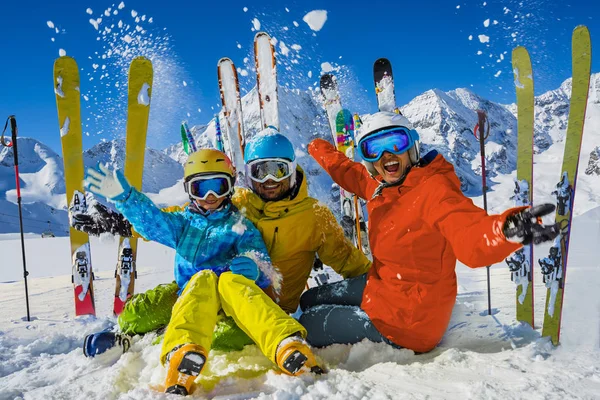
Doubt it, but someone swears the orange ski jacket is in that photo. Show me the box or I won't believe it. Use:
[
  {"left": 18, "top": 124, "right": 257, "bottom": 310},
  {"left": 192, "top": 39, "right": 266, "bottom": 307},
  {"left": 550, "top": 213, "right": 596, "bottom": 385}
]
[{"left": 308, "top": 138, "right": 522, "bottom": 352}]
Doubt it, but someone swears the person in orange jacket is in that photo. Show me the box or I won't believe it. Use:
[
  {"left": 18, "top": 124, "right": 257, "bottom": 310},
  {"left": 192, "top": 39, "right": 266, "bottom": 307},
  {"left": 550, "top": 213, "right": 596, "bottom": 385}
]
[{"left": 301, "top": 111, "right": 559, "bottom": 353}]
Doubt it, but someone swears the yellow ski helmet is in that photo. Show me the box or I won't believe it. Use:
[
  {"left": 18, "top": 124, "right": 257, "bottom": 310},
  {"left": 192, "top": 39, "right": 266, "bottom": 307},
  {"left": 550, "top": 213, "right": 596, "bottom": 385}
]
[{"left": 184, "top": 148, "right": 235, "bottom": 181}]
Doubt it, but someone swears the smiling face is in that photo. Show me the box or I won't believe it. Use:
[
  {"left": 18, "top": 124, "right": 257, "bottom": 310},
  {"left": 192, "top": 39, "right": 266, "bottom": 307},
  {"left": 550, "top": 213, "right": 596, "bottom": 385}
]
[
  {"left": 251, "top": 177, "right": 292, "bottom": 201},
  {"left": 373, "top": 151, "right": 412, "bottom": 184},
  {"left": 194, "top": 193, "right": 226, "bottom": 210}
]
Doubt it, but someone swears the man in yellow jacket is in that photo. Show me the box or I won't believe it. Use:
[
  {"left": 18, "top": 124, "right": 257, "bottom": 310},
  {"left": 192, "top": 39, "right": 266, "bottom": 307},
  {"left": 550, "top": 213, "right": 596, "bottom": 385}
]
[{"left": 80, "top": 129, "right": 371, "bottom": 357}]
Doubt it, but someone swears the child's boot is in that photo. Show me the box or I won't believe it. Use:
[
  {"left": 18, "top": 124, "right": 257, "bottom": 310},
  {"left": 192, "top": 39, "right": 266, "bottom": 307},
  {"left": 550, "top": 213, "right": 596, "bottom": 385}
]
[
  {"left": 164, "top": 343, "right": 207, "bottom": 396},
  {"left": 275, "top": 335, "right": 325, "bottom": 376}
]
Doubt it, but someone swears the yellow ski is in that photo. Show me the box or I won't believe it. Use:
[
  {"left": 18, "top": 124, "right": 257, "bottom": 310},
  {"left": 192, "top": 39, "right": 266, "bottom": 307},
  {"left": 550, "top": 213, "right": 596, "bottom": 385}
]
[
  {"left": 541, "top": 25, "right": 591, "bottom": 345},
  {"left": 113, "top": 57, "right": 154, "bottom": 316},
  {"left": 54, "top": 56, "right": 96, "bottom": 316},
  {"left": 508, "top": 46, "right": 535, "bottom": 328}
]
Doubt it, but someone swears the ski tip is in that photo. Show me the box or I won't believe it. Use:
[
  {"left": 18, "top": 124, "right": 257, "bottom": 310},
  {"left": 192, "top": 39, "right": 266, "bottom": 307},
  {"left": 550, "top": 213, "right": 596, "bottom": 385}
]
[
  {"left": 374, "top": 57, "right": 391, "bottom": 65},
  {"left": 573, "top": 25, "right": 590, "bottom": 34},
  {"left": 217, "top": 57, "right": 234, "bottom": 66},
  {"left": 254, "top": 31, "right": 271, "bottom": 40},
  {"left": 54, "top": 55, "right": 77, "bottom": 68}
]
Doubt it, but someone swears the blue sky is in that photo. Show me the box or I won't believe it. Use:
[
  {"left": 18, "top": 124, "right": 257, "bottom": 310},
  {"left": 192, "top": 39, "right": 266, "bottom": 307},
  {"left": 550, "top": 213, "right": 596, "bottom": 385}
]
[{"left": 0, "top": 0, "right": 598, "bottom": 155}]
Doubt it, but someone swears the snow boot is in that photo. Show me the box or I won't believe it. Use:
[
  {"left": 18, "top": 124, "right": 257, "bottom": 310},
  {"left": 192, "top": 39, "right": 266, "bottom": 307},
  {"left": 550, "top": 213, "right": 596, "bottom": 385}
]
[
  {"left": 164, "top": 343, "right": 207, "bottom": 396},
  {"left": 275, "top": 335, "right": 325, "bottom": 376},
  {"left": 83, "top": 329, "right": 131, "bottom": 358}
]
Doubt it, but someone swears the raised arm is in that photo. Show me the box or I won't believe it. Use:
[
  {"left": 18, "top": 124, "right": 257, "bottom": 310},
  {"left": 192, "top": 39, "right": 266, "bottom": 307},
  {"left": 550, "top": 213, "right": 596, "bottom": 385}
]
[
  {"left": 84, "top": 164, "right": 186, "bottom": 249},
  {"left": 308, "top": 138, "right": 376, "bottom": 200},
  {"left": 114, "top": 189, "right": 186, "bottom": 249},
  {"left": 422, "top": 175, "right": 522, "bottom": 268}
]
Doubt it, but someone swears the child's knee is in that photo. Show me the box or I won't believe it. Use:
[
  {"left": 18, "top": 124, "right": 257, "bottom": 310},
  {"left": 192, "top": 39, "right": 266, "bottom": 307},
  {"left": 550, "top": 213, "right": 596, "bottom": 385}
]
[{"left": 217, "top": 271, "right": 238, "bottom": 294}]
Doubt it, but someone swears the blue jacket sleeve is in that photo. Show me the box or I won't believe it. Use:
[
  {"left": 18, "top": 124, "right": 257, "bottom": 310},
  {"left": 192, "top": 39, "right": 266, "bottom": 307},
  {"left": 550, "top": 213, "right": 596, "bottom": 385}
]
[
  {"left": 234, "top": 219, "right": 274, "bottom": 289},
  {"left": 114, "top": 188, "right": 186, "bottom": 249}
]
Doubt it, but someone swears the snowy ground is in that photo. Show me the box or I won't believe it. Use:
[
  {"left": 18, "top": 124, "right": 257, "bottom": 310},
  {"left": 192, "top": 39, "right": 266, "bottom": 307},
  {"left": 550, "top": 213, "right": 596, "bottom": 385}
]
[{"left": 0, "top": 203, "right": 599, "bottom": 399}]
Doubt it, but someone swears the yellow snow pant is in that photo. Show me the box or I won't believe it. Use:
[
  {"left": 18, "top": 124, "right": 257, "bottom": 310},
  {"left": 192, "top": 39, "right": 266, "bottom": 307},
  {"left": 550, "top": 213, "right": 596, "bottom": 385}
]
[{"left": 160, "top": 270, "right": 306, "bottom": 365}]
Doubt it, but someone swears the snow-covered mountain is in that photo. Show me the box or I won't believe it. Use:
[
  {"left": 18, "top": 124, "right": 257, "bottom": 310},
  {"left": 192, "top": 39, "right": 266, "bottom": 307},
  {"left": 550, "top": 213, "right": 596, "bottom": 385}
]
[
  {"left": 2, "top": 73, "right": 600, "bottom": 234},
  {"left": 83, "top": 139, "right": 183, "bottom": 194},
  {"left": 0, "top": 138, "right": 69, "bottom": 234}
]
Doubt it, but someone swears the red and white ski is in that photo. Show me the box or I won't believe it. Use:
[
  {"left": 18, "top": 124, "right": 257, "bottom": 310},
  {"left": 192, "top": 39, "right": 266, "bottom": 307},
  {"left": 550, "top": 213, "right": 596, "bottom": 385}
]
[{"left": 217, "top": 57, "right": 246, "bottom": 175}]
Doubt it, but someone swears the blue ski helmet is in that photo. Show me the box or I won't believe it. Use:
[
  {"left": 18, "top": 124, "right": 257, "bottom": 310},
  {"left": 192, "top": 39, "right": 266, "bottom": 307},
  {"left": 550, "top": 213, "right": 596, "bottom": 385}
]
[{"left": 244, "top": 127, "right": 296, "bottom": 163}]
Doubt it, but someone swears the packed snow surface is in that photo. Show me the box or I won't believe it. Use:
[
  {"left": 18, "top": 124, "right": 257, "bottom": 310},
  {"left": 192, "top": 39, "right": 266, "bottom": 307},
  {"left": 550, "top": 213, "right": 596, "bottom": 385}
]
[{"left": 0, "top": 205, "right": 598, "bottom": 399}]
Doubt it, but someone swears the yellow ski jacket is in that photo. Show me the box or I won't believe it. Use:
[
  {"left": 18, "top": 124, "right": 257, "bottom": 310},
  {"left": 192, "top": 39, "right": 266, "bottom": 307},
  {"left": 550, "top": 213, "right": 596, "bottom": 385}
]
[{"left": 232, "top": 169, "right": 371, "bottom": 313}]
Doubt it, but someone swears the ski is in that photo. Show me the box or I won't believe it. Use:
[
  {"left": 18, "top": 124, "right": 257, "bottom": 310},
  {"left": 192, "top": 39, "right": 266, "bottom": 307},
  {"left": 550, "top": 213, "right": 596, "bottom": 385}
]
[
  {"left": 54, "top": 56, "right": 96, "bottom": 316},
  {"left": 180, "top": 121, "right": 197, "bottom": 155},
  {"left": 336, "top": 109, "right": 370, "bottom": 255},
  {"left": 373, "top": 58, "right": 398, "bottom": 113},
  {"left": 507, "top": 46, "right": 535, "bottom": 328},
  {"left": 214, "top": 114, "right": 224, "bottom": 153},
  {"left": 540, "top": 25, "right": 592, "bottom": 345},
  {"left": 113, "top": 56, "right": 153, "bottom": 316},
  {"left": 254, "top": 32, "right": 279, "bottom": 130},
  {"left": 217, "top": 57, "right": 246, "bottom": 174},
  {"left": 320, "top": 73, "right": 342, "bottom": 135}
]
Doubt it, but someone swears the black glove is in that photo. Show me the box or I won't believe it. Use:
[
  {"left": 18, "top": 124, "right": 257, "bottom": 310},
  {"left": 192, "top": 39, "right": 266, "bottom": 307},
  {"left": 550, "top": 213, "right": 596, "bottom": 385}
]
[
  {"left": 503, "top": 204, "right": 560, "bottom": 245},
  {"left": 69, "top": 193, "right": 132, "bottom": 237}
]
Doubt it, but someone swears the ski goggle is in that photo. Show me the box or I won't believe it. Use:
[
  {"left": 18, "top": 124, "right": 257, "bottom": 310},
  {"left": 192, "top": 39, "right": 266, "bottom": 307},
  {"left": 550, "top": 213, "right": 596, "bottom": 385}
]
[
  {"left": 185, "top": 174, "right": 233, "bottom": 201},
  {"left": 245, "top": 158, "right": 296, "bottom": 183},
  {"left": 358, "top": 127, "right": 419, "bottom": 162}
]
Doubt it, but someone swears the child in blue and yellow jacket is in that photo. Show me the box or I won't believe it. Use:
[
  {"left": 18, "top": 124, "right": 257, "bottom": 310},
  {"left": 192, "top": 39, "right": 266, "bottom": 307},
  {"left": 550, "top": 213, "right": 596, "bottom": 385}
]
[{"left": 85, "top": 149, "right": 323, "bottom": 396}]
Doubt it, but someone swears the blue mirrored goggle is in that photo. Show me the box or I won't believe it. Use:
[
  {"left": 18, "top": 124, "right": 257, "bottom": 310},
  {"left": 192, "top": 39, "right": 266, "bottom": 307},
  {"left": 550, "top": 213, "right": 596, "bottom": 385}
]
[
  {"left": 358, "top": 127, "right": 418, "bottom": 162},
  {"left": 186, "top": 174, "right": 233, "bottom": 200}
]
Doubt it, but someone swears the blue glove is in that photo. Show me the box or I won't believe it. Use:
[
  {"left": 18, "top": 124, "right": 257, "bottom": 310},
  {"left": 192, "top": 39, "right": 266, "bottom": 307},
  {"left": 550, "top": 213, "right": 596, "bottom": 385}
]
[
  {"left": 85, "top": 164, "right": 132, "bottom": 202},
  {"left": 229, "top": 256, "right": 260, "bottom": 281}
]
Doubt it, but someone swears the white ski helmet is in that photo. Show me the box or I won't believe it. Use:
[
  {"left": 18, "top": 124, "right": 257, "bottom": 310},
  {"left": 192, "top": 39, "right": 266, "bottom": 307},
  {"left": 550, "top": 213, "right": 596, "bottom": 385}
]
[{"left": 356, "top": 111, "right": 420, "bottom": 176}]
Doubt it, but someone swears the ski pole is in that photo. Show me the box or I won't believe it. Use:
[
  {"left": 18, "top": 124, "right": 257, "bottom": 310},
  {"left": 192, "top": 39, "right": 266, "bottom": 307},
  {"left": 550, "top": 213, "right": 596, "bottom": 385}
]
[
  {"left": 1, "top": 116, "right": 31, "bottom": 322},
  {"left": 474, "top": 110, "right": 492, "bottom": 316}
]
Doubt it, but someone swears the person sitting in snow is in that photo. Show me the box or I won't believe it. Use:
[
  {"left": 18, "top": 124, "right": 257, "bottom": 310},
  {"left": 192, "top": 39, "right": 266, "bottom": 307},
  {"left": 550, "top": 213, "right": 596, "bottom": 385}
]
[
  {"left": 84, "top": 148, "right": 323, "bottom": 396},
  {"left": 79, "top": 131, "right": 370, "bottom": 357},
  {"left": 301, "top": 111, "right": 560, "bottom": 353}
]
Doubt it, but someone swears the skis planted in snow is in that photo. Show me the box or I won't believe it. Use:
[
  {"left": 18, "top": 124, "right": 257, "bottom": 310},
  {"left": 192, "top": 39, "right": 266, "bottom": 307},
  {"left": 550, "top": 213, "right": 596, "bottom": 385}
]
[
  {"left": 540, "top": 26, "right": 592, "bottom": 345},
  {"left": 254, "top": 32, "right": 279, "bottom": 130},
  {"left": 336, "top": 109, "right": 370, "bottom": 256},
  {"left": 217, "top": 57, "right": 246, "bottom": 174},
  {"left": 113, "top": 57, "right": 153, "bottom": 316},
  {"left": 507, "top": 46, "right": 535, "bottom": 328},
  {"left": 374, "top": 58, "right": 398, "bottom": 113},
  {"left": 54, "top": 56, "right": 96, "bottom": 316}
]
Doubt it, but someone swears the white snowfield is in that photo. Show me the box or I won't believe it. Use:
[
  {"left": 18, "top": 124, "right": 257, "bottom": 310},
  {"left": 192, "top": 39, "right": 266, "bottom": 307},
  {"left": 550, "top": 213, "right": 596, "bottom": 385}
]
[{"left": 0, "top": 205, "right": 598, "bottom": 399}]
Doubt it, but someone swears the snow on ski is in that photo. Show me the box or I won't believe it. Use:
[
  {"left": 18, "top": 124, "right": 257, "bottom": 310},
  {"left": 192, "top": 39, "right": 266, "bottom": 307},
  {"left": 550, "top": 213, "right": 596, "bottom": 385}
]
[
  {"left": 54, "top": 56, "right": 96, "bottom": 316},
  {"left": 507, "top": 46, "right": 535, "bottom": 328},
  {"left": 373, "top": 58, "right": 397, "bottom": 113},
  {"left": 113, "top": 56, "right": 153, "bottom": 316},
  {"left": 254, "top": 32, "right": 279, "bottom": 130},
  {"left": 540, "top": 25, "right": 592, "bottom": 345},
  {"left": 217, "top": 57, "right": 246, "bottom": 174},
  {"left": 320, "top": 73, "right": 342, "bottom": 135}
]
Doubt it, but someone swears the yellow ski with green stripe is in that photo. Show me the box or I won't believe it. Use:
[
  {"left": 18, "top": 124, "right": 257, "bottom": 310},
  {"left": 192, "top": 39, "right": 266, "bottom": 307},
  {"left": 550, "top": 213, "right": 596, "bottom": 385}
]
[
  {"left": 113, "top": 57, "right": 154, "bottom": 316},
  {"left": 541, "top": 25, "right": 591, "bottom": 345},
  {"left": 54, "top": 56, "right": 96, "bottom": 316},
  {"left": 509, "top": 46, "right": 535, "bottom": 328}
]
